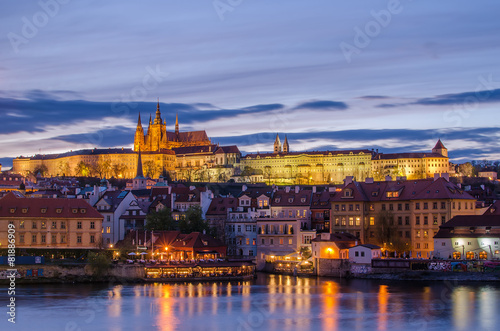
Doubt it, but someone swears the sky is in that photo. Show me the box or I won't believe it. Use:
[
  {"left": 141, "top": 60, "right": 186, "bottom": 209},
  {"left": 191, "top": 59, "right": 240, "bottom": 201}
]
[{"left": 1, "top": 0, "right": 500, "bottom": 169}]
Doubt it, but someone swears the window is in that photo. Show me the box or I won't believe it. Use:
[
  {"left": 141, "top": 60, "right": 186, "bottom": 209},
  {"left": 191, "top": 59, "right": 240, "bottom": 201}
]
[
  {"left": 423, "top": 203, "right": 428, "bottom": 210},
  {"left": 19, "top": 234, "right": 24, "bottom": 243},
  {"left": 106, "top": 227, "right": 111, "bottom": 234},
  {"left": 416, "top": 203, "right": 420, "bottom": 210},
  {"left": 355, "top": 217, "right": 361, "bottom": 226},
  {"left": 20, "top": 221, "right": 24, "bottom": 229},
  {"left": 467, "top": 242, "right": 471, "bottom": 246},
  {"left": 424, "top": 243, "right": 429, "bottom": 249},
  {"left": 441, "top": 216, "right": 446, "bottom": 225},
  {"left": 398, "top": 217, "right": 402, "bottom": 225},
  {"left": 433, "top": 216, "right": 438, "bottom": 225},
  {"left": 41, "top": 235, "right": 46, "bottom": 243},
  {"left": 369, "top": 217, "right": 375, "bottom": 226},
  {"left": 51, "top": 235, "right": 56, "bottom": 244},
  {"left": 56, "top": 208, "right": 62, "bottom": 214},
  {"left": 341, "top": 204, "right": 346, "bottom": 211},
  {"left": 253, "top": 238, "right": 256, "bottom": 245},
  {"left": 77, "top": 236, "right": 82, "bottom": 244},
  {"left": 237, "top": 225, "right": 241, "bottom": 232},
  {"left": 288, "top": 239, "right": 293, "bottom": 245},
  {"left": 106, "top": 215, "right": 111, "bottom": 222},
  {"left": 51, "top": 221, "right": 57, "bottom": 229},
  {"left": 370, "top": 204, "right": 375, "bottom": 211},
  {"left": 423, "top": 231, "right": 428, "bottom": 238},
  {"left": 90, "top": 235, "right": 95, "bottom": 244},
  {"left": 405, "top": 216, "right": 410, "bottom": 225},
  {"left": 355, "top": 251, "right": 359, "bottom": 257},
  {"left": 41, "top": 221, "right": 46, "bottom": 229},
  {"left": 416, "top": 243, "right": 420, "bottom": 249},
  {"left": 370, "top": 231, "right": 375, "bottom": 238},
  {"left": 32, "top": 221, "right": 37, "bottom": 229},
  {"left": 41, "top": 208, "right": 47, "bottom": 214},
  {"left": 72, "top": 208, "right": 78, "bottom": 214},
  {"left": 389, "top": 204, "right": 394, "bottom": 211},
  {"left": 416, "top": 216, "right": 420, "bottom": 225},
  {"left": 341, "top": 217, "right": 346, "bottom": 226},
  {"left": 416, "top": 231, "right": 421, "bottom": 238},
  {"left": 423, "top": 216, "right": 428, "bottom": 225},
  {"left": 270, "top": 239, "right": 274, "bottom": 245},
  {"left": 77, "top": 221, "right": 82, "bottom": 229},
  {"left": 454, "top": 241, "right": 459, "bottom": 246},
  {"left": 405, "top": 231, "right": 410, "bottom": 238},
  {"left": 442, "top": 242, "right": 446, "bottom": 246},
  {"left": 246, "top": 238, "right": 250, "bottom": 245},
  {"left": 433, "top": 202, "right": 438, "bottom": 210},
  {"left": 382, "top": 204, "right": 386, "bottom": 211},
  {"left": 32, "top": 234, "right": 37, "bottom": 243},
  {"left": 441, "top": 202, "right": 446, "bottom": 209},
  {"left": 349, "top": 217, "right": 354, "bottom": 226},
  {"left": 405, "top": 203, "right": 410, "bottom": 211},
  {"left": 334, "top": 204, "right": 339, "bottom": 211},
  {"left": 279, "top": 238, "right": 283, "bottom": 245},
  {"left": 90, "top": 221, "right": 95, "bottom": 229},
  {"left": 349, "top": 204, "right": 353, "bottom": 211},
  {"left": 398, "top": 204, "right": 402, "bottom": 211},
  {"left": 61, "top": 221, "right": 66, "bottom": 229},
  {"left": 261, "top": 238, "right": 265, "bottom": 245},
  {"left": 361, "top": 251, "right": 365, "bottom": 257},
  {"left": 356, "top": 204, "right": 360, "bottom": 211}
]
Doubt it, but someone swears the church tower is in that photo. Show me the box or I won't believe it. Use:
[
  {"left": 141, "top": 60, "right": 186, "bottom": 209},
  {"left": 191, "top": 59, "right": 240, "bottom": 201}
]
[
  {"left": 175, "top": 113, "right": 179, "bottom": 137},
  {"left": 274, "top": 134, "right": 282, "bottom": 153},
  {"left": 283, "top": 135, "right": 289, "bottom": 154},
  {"left": 132, "top": 149, "right": 147, "bottom": 190},
  {"left": 432, "top": 139, "right": 448, "bottom": 157},
  {"left": 133, "top": 113, "right": 145, "bottom": 152}
]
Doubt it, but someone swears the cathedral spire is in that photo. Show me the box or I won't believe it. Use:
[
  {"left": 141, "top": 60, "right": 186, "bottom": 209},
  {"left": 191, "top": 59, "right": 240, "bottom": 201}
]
[
  {"left": 136, "top": 113, "right": 143, "bottom": 129},
  {"left": 135, "top": 149, "right": 145, "bottom": 179},
  {"left": 155, "top": 98, "right": 162, "bottom": 124},
  {"left": 175, "top": 112, "right": 179, "bottom": 135},
  {"left": 283, "top": 135, "right": 289, "bottom": 154}
]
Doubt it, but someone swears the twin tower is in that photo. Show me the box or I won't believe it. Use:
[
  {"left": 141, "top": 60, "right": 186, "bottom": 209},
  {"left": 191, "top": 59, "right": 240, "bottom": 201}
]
[{"left": 273, "top": 134, "right": 290, "bottom": 154}]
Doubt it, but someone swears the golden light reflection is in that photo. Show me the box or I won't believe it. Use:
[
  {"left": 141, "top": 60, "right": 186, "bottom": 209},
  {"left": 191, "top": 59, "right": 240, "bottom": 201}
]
[
  {"left": 377, "top": 285, "right": 389, "bottom": 331},
  {"left": 322, "top": 281, "right": 339, "bottom": 331},
  {"left": 108, "top": 286, "right": 123, "bottom": 318},
  {"left": 479, "top": 288, "right": 495, "bottom": 331},
  {"left": 156, "top": 284, "right": 180, "bottom": 331},
  {"left": 453, "top": 288, "right": 471, "bottom": 330}
]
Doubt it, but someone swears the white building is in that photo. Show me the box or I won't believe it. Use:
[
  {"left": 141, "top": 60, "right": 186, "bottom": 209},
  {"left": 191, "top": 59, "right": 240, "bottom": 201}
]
[{"left": 349, "top": 244, "right": 382, "bottom": 264}]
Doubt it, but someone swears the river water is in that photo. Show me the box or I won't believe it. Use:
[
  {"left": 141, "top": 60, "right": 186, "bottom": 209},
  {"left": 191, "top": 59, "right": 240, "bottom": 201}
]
[{"left": 2, "top": 274, "right": 499, "bottom": 331}]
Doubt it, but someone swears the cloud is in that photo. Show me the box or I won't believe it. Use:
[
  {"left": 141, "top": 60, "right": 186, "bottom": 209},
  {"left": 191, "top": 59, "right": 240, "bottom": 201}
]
[
  {"left": 359, "top": 96, "right": 390, "bottom": 100},
  {"left": 293, "top": 100, "right": 348, "bottom": 111}
]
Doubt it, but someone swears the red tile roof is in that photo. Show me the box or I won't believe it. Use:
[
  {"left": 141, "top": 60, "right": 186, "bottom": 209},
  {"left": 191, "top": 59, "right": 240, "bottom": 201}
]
[
  {"left": 0, "top": 192, "right": 103, "bottom": 219},
  {"left": 206, "top": 197, "right": 238, "bottom": 216}
]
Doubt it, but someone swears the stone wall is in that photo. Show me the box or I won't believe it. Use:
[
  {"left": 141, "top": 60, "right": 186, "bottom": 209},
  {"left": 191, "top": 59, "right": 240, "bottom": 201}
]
[{"left": 316, "top": 258, "right": 351, "bottom": 277}]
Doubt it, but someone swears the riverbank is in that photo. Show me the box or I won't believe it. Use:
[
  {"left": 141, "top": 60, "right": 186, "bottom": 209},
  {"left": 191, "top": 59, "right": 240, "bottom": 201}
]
[{"left": 352, "top": 271, "right": 500, "bottom": 282}]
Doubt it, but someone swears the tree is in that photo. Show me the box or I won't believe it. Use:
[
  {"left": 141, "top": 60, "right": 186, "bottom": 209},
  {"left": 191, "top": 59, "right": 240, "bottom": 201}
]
[
  {"left": 112, "top": 163, "right": 128, "bottom": 178},
  {"left": 87, "top": 251, "right": 111, "bottom": 278},
  {"left": 459, "top": 162, "right": 474, "bottom": 177},
  {"left": 143, "top": 160, "right": 161, "bottom": 178},
  {"left": 145, "top": 207, "right": 176, "bottom": 231},
  {"left": 373, "top": 210, "right": 406, "bottom": 253},
  {"left": 75, "top": 161, "right": 90, "bottom": 176},
  {"left": 179, "top": 206, "right": 210, "bottom": 234},
  {"left": 33, "top": 164, "right": 49, "bottom": 177}
]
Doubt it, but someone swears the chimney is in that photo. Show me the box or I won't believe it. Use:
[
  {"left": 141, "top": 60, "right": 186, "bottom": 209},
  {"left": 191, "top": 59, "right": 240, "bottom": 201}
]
[
  {"left": 312, "top": 186, "right": 316, "bottom": 193},
  {"left": 285, "top": 186, "right": 290, "bottom": 193},
  {"left": 295, "top": 186, "right": 300, "bottom": 194},
  {"left": 242, "top": 184, "right": 247, "bottom": 192},
  {"left": 344, "top": 176, "right": 354, "bottom": 186},
  {"left": 365, "top": 177, "right": 374, "bottom": 184},
  {"left": 442, "top": 173, "right": 450, "bottom": 182},
  {"left": 189, "top": 185, "right": 195, "bottom": 191},
  {"left": 328, "top": 186, "right": 336, "bottom": 192},
  {"left": 167, "top": 185, "right": 172, "bottom": 194},
  {"left": 385, "top": 175, "right": 392, "bottom": 182},
  {"left": 434, "top": 173, "right": 440, "bottom": 181}
]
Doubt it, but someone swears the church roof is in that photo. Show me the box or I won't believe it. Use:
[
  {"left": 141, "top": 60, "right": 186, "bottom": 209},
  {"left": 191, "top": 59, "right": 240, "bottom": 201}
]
[
  {"left": 433, "top": 139, "right": 447, "bottom": 150},
  {"left": 166, "top": 130, "right": 209, "bottom": 143}
]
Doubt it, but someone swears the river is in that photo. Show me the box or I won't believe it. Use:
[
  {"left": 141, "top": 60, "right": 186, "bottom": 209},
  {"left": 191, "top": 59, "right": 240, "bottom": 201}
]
[{"left": 2, "top": 274, "right": 499, "bottom": 330}]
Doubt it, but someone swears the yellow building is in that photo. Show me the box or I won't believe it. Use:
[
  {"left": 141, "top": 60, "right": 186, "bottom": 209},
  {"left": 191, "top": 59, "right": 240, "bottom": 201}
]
[
  {"left": 0, "top": 192, "right": 103, "bottom": 249},
  {"left": 372, "top": 140, "right": 450, "bottom": 180},
  {"left": 240, "top": 134, "right": 373, "bottom": 184}
]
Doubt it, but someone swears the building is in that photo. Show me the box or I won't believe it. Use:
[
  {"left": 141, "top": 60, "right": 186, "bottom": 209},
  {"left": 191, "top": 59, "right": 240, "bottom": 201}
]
[
  {"left": 94, "top": 190, "right": 136, "bottom": 246},
  {"left": 478, "top": 169, "right": 498, "bottom": 181},
  {"left": 270, "top": 186, "right": 312, "bottom": 230},
  {"left": 371, "top": 140, "right": 450, "bottom": 180},
  {"left": 310, "top": 188, "right": 336, "bottom": 232},
  {"left": 134, "top": 101, "right": 211, "bottom": 152},
  {"left": 328, "top": 176, "right": 476, "bottom": 257},
  {"left": 0, "top": 192, "right": 103, "bottom": 249},
  {"left": 433, "top": 215, "right": 500, "bottom": 260},
  {"left": 349, "top": 244, "right": 382, "bottom": 264},
  {"left": 311, "top": 232, "right": 358, "bottom": 259}
]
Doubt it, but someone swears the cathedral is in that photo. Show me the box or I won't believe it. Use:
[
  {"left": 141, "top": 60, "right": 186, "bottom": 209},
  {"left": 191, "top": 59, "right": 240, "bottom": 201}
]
[{"left": 133, "top": 101, "right": 211, "bottom": 152}]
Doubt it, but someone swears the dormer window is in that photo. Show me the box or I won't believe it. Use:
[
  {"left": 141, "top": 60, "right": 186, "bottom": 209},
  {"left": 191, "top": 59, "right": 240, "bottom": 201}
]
[
  {"left": 344, "top": 190, "right": 352, "bottom": 198},
  {"left": 301, "top": 197, "right": 306, "bottom": 203},
  {"left": 81, "top": 209, "right": 86, "bottom": 214},
  {"left": 275, "top": 198, "right": 281, "bottom": 203},
  {"left": 56, "top": 208, "right": 62, "bottom": 214},
  {"left": 41, "top": 208, "right": 47, "bottom": 214},
  {"left": 10, "top": 208, "right": 16, "bottom": 214},
  {"left": 72, "top": 209, "right": 78, "bottom": 214},
  {"left": 202, "top": 240, "right": 208, "bottom": 246},
  {"left": 288, "top": 198, "right": 294, "bottom": 203},
  {"left": 22, "top": 208, "right": 28, "bottom": 213}
]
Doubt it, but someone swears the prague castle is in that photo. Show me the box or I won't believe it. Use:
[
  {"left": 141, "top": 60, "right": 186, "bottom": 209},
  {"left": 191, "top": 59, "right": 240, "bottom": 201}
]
[{"left": 11, "top": 103, "right": 450, "bottom": 184}]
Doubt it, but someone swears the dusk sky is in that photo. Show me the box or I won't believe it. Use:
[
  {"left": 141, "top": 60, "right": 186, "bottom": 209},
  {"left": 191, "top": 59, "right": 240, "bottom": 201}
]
[{"left": 1, "top": 0, "right": 500, "bottom": 168}]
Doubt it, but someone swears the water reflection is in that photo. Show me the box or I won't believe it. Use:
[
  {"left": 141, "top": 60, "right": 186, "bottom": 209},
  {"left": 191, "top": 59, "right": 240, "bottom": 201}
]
[{"left": 4, "top": 275, "right": 500, "bottom": 331}]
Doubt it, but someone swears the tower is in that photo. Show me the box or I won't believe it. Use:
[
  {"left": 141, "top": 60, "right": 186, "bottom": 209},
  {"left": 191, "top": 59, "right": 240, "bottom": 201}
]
[
  {"left": 283, "top": 135, "right": 289, "bottom": 154},
  {"left": 133, "top": 113, "right": 145, "bottom": 152},
  {"left": 175, "top": 112, "right": 179, "bottom": 136},
  {"left": 133, "top": 149, "right": 147, "bottom": 190},
  {"left": 432, "top": 139, "right": 448, "bottom": 157},
  {"left": 273, "top": 133, "right": 282, "bottom": 153}
]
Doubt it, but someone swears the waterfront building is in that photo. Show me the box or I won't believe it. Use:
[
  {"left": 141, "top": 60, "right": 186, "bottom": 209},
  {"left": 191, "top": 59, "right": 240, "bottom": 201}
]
[
  {"left": 328, "top": 176, "right": 476, "bottom": 257},
  {"left": 311, "top": 232, "right": 358, "bottom": 259},
  {"left": 433, "top": 215, "right": 500, "bottom": 260},
  {"left": 310, "top": 188, "right": 336, "bottom": 232},
  {"left": 270, "top": 186, "right": 312, "bottom": 230},
  {"left": 348, "top": 244, "right": 382, "bottom": 264},
  {"left": 0, "top": 192, "right": 103, "bottom": 249}
]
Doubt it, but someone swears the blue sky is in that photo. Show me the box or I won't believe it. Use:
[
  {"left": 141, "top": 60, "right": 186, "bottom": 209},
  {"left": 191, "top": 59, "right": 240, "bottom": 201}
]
[{"left": 1, "top": 0, "right": 500, "bottom": 168}]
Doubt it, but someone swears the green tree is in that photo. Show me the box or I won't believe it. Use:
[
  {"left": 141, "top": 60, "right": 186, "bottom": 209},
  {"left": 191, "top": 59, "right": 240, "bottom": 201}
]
[
  {"left": 87, "top": 251, "right": 111, "bottom": 277},
  {"left": 179, "top": 206, "right": 210, "bottom": 234},
  {"left": 459, "top": 162, "right": 474, "bottom": 177},
  {"left": 33, "top": 164, "right": 49, "bottom": 176},
  {"left": 75, "top": 161, "right": 90, "bottom": 176},
  {"left": 145, "top": 207, "right": 176, "bottom": 231}
]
